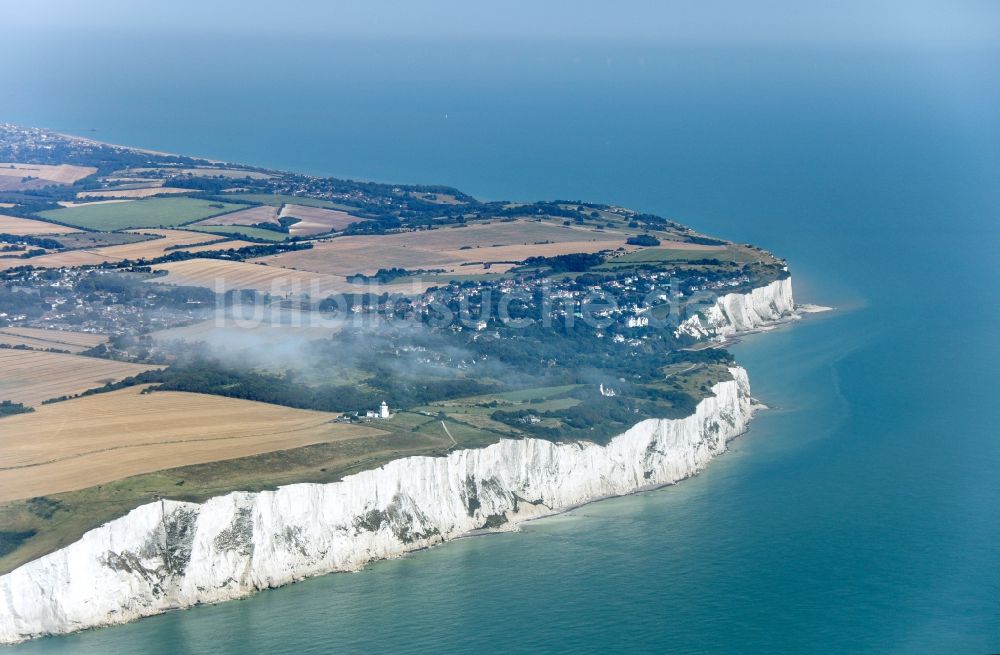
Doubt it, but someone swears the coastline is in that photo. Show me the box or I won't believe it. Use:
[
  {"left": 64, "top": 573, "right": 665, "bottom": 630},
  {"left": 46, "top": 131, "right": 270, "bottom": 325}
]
[
  {"left": 0, "top": 370, "right": 756, "bottom": 645},
  {"left": 0, "top": 279, "right": 798, "bottom": 645},
  {"left": 53, "top": 130, "right": 225, "bottom": 164}
]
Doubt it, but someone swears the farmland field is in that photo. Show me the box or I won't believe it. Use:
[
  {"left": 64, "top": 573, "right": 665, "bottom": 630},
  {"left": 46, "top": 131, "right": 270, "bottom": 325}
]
[
  {"left": 152, "top": 258, "right": 353, "bottom": 295},
  {"left": 35, "top": 197, "right": 249, "bottom": 231},
  {"left": 56, "top": 199, "right": 132, "bottom": 208},
  {"left": 0, "top": 404, "right": 449, "bottom": 575},
  {"left": 76, "top": 187, "right": 192, "bottom": 199},
  {"left": 0, "top": 350, "right": 161, "bottom": 406},
  {"left": 0, "top": 214, "right": 76, "bottom": 235},
  {"left": 260, "top": 219, "right": 629, "bottom": 277},
  {"left": 0, "top": 163, "right": 96, "bottom": 191},
  {"left": 152, "top": 258, "right": 434, "bottom": 295},
  {"left": 194, "top": 204, "right": 279, "bottom": 226},
  {"left": 279, "top": 204, "right": 363, "bottom": 235},
  {"left": 220, "top": 193, "right": 346, "bottom": 209},
  {"left": 0, "top": 229, "right": 252, "bottom": 270},
  {"left": 0, "top": 386, "right": 388, "bottom": 502},
  {"left": 0, "top": 327, "right": 107, "bottom": 354},
  {"left": 42, "top": 231, "right": 153, "bottom": 249},
  {"left": 185, "top": 224, "right": 289, "bottom": 241}
]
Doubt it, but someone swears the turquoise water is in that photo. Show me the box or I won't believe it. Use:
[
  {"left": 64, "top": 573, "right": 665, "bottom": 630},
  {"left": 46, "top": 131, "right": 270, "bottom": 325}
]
[{"left": 3, "top": 36, "right": 1000, "bottom": 653}]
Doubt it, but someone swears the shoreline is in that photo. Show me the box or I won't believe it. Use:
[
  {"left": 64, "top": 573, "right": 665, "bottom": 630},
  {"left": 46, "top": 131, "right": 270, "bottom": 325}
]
[
  {"left": 1, "top": 364, "right": 764, "bottom": 644},
  {"left": 0, "top": 274, "right": 797, "bottom": 644}
]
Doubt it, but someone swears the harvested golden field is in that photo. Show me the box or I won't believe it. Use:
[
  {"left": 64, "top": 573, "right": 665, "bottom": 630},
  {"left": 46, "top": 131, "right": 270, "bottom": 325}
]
[
  {"left": 0, "top": 327, "right": 106, "bottom": 353},
  {"left": 152, "top": 258, "right": 357, "bottom": 295},
  {"left": 0, "top": 214, "right": 76, "bottom": 235},
  {"left": 0, "top": 163, "right": 96, "bottom": 190},
  {"left": 0, "top": 350, "right": 161, "bottom": 406},
  {"left": 279, "top": 204, "right": 362, "bottom": 236},
  {"left": 152, "top": 258, "right": 432, "bottom": 295},
  {"left": 76, "top": 187, "right": 192, "bottom": 199},
  {"left": 195, "top": 204, "right": 278, "bottom": 226},
  {"left": 261, "top": 219, "right": 629, "bottom": 277},
  {"left": 0, "top": 386, "right": 387, "bottom": 502},
  {"left": 0, "top": 229, "right": 254, "bottom": 270}
]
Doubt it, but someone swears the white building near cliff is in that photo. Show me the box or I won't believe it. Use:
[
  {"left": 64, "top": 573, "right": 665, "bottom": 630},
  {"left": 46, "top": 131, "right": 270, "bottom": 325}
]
[
  {"left": 365, "top": 402, "right": 391, "bottom": 420},
  {"left": 626, "top": 315, "right": 649, "bottom": 328}
]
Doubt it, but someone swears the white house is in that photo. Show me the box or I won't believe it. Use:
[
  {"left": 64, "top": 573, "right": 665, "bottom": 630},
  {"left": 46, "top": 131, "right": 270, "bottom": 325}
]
[{"left": 626, "top": 315, "right": 649, "bottom": 328}]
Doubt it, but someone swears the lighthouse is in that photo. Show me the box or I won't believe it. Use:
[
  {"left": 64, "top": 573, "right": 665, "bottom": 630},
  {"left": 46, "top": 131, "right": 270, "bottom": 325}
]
[{"left": 379, "top": 401, "right": 389, "bottom": 419}]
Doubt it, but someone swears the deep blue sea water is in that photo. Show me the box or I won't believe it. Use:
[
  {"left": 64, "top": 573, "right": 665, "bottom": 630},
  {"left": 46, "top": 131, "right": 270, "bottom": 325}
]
[{"left": 2, "top": 35, "right": 999, "bottom": 653}]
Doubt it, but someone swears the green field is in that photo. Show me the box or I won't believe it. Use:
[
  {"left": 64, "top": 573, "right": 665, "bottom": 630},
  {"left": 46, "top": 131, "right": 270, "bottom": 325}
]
[
  {"left": 185, "top": 225, "right": 289, "bottom": 242},
  {"left": 36, "top": 198, "right": 249, "bottom": 231},
  {"left": 219, "top": 193, "right": 352, "bottom": 211}
]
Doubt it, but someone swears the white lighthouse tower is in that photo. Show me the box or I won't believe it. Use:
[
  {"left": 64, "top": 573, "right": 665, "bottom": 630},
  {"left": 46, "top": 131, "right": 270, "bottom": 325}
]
[{"left": 379, "top": 401, "right": 390, "bottom": 419}]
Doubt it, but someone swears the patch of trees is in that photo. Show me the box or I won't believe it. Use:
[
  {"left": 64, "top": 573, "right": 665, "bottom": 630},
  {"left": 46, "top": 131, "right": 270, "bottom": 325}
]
[
  {"left": 346, "top": 267, "right": 443, "bottom": 284},
  {"left": 684, "top": 235, "right": 727, "bottom": 246},
  {"left": 132, "top": 241, "right": 312, "bottom": 266},
  {"left": 522, "top": 252, "right": 605, "bottom": 273},
  {"left": 110, "top": 357, "right": 499, "bottom": 414},
  {"left": 341, "top": 216, "right": 401, "bottom": 236},
  {"left": 251, "top": 217, "right": 300, "bottom": 234},
  {"left": 74, "top": 272, "right": 216, "bottom": 307},
  {"left": 0, "top": 530, "right": 37, "bottom": 558},
  {"left": 664, "top": 348, "right": 735, "bottom": 367},
  {"left": 0, "top": 287, "right": 49, "bottom": 317},
  {"left": 626, "top": 234, "right": 660, "bottom": 247},
  {"left": 0, "top": 400, "right": 33, "bottom": 418},
  {"left": 0, "top": 233, "right": 64, "bottom": 250},
  {"left": 168, "top": 176, "right": 236, "bottom": 193}
]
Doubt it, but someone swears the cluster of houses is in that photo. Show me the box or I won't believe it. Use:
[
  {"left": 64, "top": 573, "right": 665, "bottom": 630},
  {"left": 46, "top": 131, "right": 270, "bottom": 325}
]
[{"left": 0, "top": 267, "right": 207, "bottom": 338}]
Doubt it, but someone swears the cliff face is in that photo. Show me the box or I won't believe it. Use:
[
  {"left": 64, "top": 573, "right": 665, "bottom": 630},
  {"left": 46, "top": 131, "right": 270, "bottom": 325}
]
[
  {"left": 0, "top": 280, "right": 794, "bottom": 645},
  {"left": 674, "top": 277, "right": 795, "bottom": 340}
]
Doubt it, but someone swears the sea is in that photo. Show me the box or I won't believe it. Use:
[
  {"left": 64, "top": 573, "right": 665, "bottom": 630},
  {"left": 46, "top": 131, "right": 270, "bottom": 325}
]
[{"left": 2, "top": 34, "right": 999, "bottom": 653}]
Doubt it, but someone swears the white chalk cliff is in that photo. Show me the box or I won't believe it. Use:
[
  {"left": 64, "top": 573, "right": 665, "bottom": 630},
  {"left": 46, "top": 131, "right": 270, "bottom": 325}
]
[
  {"left": 674, "top": 276, "right": 795, "bottom": 340},
  {"left": 0, "top": 280, "right": 795, "bottom": 645}
]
